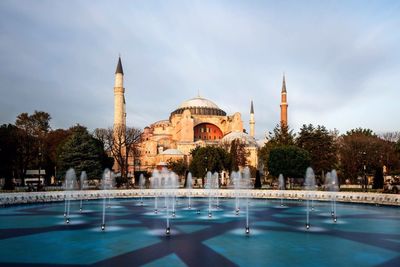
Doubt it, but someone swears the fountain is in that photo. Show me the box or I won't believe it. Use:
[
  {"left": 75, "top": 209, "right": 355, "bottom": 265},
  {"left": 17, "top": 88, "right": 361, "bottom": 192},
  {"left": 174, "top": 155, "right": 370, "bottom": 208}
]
[
  {"left": 2, "top": 163, "right": 400, "bottom": 266},
  {"left": 139, "top": 174, "right": 145, "bottom": 206},
  {"left": 242, "top": 167, "right": 252, "bottom": 235},
  {"left": 170, "top": 172, "right": 178, "bottom": 218},
  {"left": 150, "top": 169, "right": 161, "bottom": 214},
  {"left": 79, "top": 171, "right": 87, "bottom": 213},
  {"left": 64, "top": 168, "right": 76, "bottom": 224},
  {"left": 213, "top": 172, "right": 220, "bottom": 208},
  {"left": 186, "top": 172, "right": 193, "bottom": 209},
  {"left": 278, "top": 174, "right": 285, "bottom": 206},
  {"left": 326, "top": 170, "right": 339, "bottom": 222},
  {"left": 1, "top": 194, "right": 399, "bottom": 266},
  {"left": 304, "top": 167, "right": 316, "bottom": 230},
  {"left": 206, "top": 171, "right": 213, "bottom": 218},
  {"left": 164, "top": 171, "right": 171, "bottom": 235},
  {"left": 232, "top": 171, "right": 241, "bottom": 215},
  {"left": 101, "top": 169, "right": 115, "bottom": 231},
  {"left": 163, "top": 169, "right": 178, "bottom": 235}
]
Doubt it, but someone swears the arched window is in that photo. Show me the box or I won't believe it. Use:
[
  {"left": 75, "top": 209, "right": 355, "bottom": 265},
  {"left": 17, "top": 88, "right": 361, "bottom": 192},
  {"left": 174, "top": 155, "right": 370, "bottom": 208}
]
[{"left": 194, "top": 123, "right": 223, "bottom": 141}]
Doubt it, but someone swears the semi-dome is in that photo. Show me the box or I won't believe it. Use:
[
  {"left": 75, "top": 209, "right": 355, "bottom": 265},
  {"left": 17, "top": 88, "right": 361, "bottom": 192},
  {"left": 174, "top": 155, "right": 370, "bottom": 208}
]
[
  {"left": 171, "top": 96, "right": 226, "bottom": 117},
  {"left": 221, "top": 131, "right": 258, "bottom": 147}
]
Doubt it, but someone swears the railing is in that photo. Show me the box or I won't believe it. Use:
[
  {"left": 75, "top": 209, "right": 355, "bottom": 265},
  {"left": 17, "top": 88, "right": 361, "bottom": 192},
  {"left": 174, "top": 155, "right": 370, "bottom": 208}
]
[{"left": 0, "top": 189, "right": 399, "bottom": 206}]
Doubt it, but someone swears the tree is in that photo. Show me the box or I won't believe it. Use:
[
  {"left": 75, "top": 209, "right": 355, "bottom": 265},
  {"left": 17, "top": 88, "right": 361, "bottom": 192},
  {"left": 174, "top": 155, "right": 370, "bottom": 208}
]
[
  {"left": 373, "top": 167, "right": 384, "bottom": 189},
  {"left": 339, "top": 128, "right": 400, "bottom": 183},
  {"left": 395, "top": 140, "right": 400, "bottom": 169},
  {"left": 379, "top": 131, "right": 400, "bottom": 143},
  {"left": 14, "top": 111, "right": 52, "bottom": 185},
  {"left": 44, "top": 128, "right": 72, "bottom": 180},
  {"left": 0, "top": 124, "right": 19, "bottom": 189},
  {"left": 93, "top": 126, "right": 142, "bottom": 182},
  {"left": 15, "top": 111, "right": 51, "bottom": 137},
  {"left": 57, "top": 126, "right": 107, "bottom": 180},
  {"left": 221, "top": 139, "right": 248, "bottom": 171},
  {"left": 189, "top": 146, "right": 231, "bottom": 183},
  {"left": 396, "top": 139, "right": 400, "bottom": 154},
  {"left": 296, "top": 124, "right": 338, "bottom": 177},
  {"left": 167, "top": 158, "right": 188, "bottom": 176},
  {"left": 254, "top": 170, "right": 261, "bottom": 189},
  {"left": 346, "top": 128, "right": 375, "bottom": 137},
  {"left": 259, "top": 124, "right": 296, "bottom": 175},
  {"left": 268, "top": 146, "right": 311, "bottom": 183},
  {"left": 267, "top": 124, "right": 296, "bottom": 147}
]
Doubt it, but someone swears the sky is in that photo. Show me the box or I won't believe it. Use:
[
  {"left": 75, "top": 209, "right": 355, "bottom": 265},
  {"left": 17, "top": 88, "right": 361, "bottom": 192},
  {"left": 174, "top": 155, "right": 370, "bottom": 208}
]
[{"left": 0, "top": 0, "right": 400, "bottom": 140}]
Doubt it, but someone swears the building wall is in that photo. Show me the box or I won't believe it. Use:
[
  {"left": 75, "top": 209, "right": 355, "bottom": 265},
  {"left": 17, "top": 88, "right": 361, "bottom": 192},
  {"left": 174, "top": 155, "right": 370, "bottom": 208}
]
[{"left": 138, "top": 106, "right": 250, "bottom": 172}]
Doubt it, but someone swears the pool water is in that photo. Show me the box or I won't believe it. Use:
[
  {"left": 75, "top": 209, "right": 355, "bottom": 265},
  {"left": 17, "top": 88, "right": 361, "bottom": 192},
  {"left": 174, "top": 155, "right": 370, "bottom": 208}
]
[{"left": 0, "top": 198, "right": 399, "bottom": 266}]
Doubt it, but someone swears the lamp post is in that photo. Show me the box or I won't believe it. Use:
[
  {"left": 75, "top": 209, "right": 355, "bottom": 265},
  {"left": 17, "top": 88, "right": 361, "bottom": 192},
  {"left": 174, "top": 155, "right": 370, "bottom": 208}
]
[
  {"left": 362, "top": 151, "right": 367, "bottom": 192},
  {"left": 38, "top": 147, "right": 42, "bottom": 191},
  {"left": 204, "top": 156, "right": 208, "bottom": 189}
]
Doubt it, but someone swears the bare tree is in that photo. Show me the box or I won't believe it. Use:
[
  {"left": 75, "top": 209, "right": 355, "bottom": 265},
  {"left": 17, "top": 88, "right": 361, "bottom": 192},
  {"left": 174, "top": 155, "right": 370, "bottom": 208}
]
[
  {"left": 15, "top": 111, "right": 51, "bottom": 186},
  {"left": 379, "top": 132, "right": 400, "bottom": 143},
  {"left": 94, "top": 126, "right": 142, "bottom": 181}
]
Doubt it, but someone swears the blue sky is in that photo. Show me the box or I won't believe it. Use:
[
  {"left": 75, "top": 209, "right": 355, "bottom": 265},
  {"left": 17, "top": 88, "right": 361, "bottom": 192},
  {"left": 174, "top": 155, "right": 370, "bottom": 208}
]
[{"left": 0, "top": 0, "right": 399, "bottom": 139}]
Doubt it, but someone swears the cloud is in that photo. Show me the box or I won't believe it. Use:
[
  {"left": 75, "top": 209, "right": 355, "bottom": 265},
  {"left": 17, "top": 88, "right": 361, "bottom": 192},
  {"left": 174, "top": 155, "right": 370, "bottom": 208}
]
[{"left": 0, "top": 0, "right": 400, "bottom": 137}]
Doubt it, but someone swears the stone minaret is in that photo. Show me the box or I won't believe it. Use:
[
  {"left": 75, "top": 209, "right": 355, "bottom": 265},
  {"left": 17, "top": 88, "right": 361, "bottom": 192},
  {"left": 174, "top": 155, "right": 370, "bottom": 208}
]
[
  {"left": 280, "top": 74, "right": 288, "bottom": 128},
  {"left": 249, "top": 100, "right": 255, "bottom": 137},
  {"left": 114, "top": 57, "right": 126, "bottom": 130},
  {"left": 113, "top": 57, "right": 126, "bottom": 173}
]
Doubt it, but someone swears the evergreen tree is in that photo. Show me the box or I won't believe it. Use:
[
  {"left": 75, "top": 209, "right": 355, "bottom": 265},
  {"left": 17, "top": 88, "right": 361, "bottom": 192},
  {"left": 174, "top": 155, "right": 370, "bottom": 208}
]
[
  {"left": 268, "top": 145, "right": 311, "bottom": 180},
  {"left": 57, "top": 127, "right": 106, "bottom": 180},
  {"left": 296, "top": 124, "right": 338, "bottom": 177},
  {"left": 259, "top": 124, "right": 296, "bottom": 174},
  {"left": 189, "top": 146, "right": 230, "bottom": 180},
  {"left": 267, "top": 124, "right": 296, "bottom": 146}
]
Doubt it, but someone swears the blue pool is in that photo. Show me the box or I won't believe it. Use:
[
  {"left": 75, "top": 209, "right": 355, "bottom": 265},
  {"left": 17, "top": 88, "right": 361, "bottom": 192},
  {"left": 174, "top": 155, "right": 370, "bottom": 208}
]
[{"left": 0, "top": 198, "right": 399, "bottom": 266}]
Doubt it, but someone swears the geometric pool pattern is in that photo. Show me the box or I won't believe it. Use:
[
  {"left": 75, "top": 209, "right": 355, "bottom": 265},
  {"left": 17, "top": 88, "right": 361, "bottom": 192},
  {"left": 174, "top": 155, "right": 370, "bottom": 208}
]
[{"left": 0, "top": 198, "right": 399, "bottom": 267}]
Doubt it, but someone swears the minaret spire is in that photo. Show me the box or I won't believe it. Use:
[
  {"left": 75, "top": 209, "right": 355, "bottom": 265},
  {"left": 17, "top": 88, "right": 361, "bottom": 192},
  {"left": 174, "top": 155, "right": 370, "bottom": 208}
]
[
  {"left": 282, "top": 73, "right": 287, "bottom": 93},
  {"left": 113, "top": 56, "right": 126, "bottom": 128},
  {"left": 115, "top": 56, "right": 124, "bottom": 75},
  {"left": 280, "top": 73, "right": 288, "bottom": 128},
  {"left": 250, "top": 100, "right": 255, "bottom": 137}
]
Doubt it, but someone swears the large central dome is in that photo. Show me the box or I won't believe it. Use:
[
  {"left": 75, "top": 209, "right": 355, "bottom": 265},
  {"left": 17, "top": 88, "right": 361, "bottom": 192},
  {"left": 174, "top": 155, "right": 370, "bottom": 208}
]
[
  {"left": 171, "top": 96, "right": 226, "bottom": 117},
  {"left": 179, "top": 96, "right": 220, "bottom": 109}
]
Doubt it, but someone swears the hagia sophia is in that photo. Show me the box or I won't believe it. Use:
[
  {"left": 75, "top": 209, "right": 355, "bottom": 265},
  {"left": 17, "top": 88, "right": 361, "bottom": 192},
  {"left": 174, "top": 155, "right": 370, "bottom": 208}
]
[{"left": 112, "top": 57, "right": 288, "bottom": 175}]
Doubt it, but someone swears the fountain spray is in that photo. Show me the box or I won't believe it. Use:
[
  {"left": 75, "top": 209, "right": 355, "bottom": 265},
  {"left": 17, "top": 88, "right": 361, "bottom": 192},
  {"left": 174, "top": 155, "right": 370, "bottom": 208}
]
[
  {"left": 304, "top": 167, "right": 315, "bottom": 230},
  {"left": 79, "top": 171, "right": 87, "bottom": 213},
  {"left": 278, "top": 174, "right": 285, "bottom": 206},
  {"left": 101, "top": 169, "right": 114, "bottom": 231},
  {"left": 64, "top": 168, "right": 76, "bottom": 224}
]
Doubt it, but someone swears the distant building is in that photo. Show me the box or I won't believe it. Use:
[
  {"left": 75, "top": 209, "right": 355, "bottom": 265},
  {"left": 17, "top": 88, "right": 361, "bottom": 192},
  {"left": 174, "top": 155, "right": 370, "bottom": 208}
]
[
  {"left": 24, "top": 169, "right": 46, "bottom": 185},
  {"left": 138, "top": 95, "right": 260, "bottom": 172},
  {"left": 111, "top": 57, "right": 288, "bottom": 174}
]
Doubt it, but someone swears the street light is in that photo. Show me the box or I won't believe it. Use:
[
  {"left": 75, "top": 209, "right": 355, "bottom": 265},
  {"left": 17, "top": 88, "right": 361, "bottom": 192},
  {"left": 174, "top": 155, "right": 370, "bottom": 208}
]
[
  {"left": 362, "top": 151, "right": 367, "bottom": 192},
  {"left": 38, "top": 147, "right": 42, "bottom": 191},
  {"left": 204, "top": 156, "right": 208, "bottom": 188}
]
